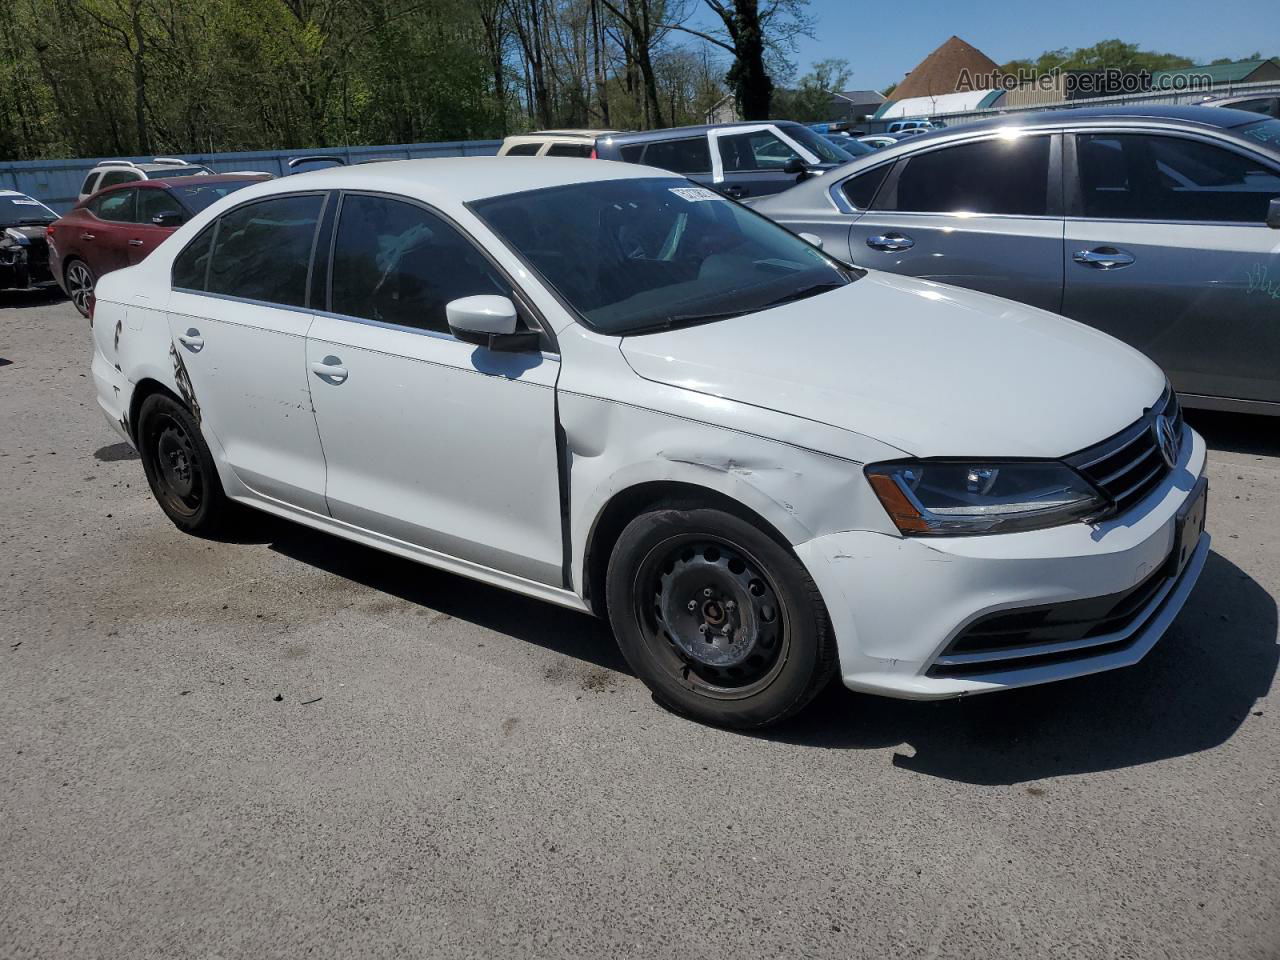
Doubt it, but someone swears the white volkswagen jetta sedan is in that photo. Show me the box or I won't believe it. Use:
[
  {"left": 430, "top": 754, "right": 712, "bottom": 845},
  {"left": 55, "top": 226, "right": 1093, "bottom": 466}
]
[{"left": 89, "top": 158, "right": 1209, "bottom": 728}]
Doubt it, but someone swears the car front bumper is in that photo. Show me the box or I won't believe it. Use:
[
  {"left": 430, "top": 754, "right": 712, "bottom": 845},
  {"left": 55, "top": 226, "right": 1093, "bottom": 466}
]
[{"left": 796, "top": 426, "right": 1209, "bottom": 699}]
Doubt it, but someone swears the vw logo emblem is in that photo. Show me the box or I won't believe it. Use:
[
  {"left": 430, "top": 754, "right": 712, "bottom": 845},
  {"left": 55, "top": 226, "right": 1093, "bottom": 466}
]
[{"left": 1153, "top": 415, "right": 1179, "bottom": 469}]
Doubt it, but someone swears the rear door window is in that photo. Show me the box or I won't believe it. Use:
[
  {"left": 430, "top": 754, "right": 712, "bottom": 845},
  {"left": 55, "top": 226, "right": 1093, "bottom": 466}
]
[
  {"left": 641, "top": 137, "right": 712, "bottom": 173},
  {"left": 328, "top": 194, "right": 513, "bottom": 334},
  {"left": 889, "top": 136, "right": 1052, "bottom": 215},
  {"left": 1076, "top": 133, "right": 1280, "bottom": 223},
  {"left": 546, "top": 143, "right": 593, "bottom": 158},
  {"left": 205, "top": 194, "right": 324, "bottom": 308},
  {"left": 172, "top": 224, "right": 215, "bottom": 290},
  {"left": 841, "top": 165, "right": 892, "bottom": 210},
  {"left": 90, "top": 189, "right": 137, "bottom": 222},
  {"left": 98, "top": 170, "right": 139, "bottom": 190}
]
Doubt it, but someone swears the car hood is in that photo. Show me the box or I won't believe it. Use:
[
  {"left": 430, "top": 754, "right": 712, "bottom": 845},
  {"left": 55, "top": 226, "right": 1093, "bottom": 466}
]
[{"left": 619, "top": 271, "right": 1166, "bottom": 458}]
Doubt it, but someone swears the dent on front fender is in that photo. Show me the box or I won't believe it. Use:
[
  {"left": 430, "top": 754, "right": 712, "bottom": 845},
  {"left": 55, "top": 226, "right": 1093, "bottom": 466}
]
[{"left": 560, "top": 390, "right": 904, "bottom": 594}]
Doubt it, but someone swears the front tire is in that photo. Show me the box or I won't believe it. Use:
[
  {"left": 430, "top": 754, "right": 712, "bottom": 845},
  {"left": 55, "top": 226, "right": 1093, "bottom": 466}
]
[
  {"left": 605, "top": 506, "right": 837, "bottom": 729},
  {"left": 65, "top": 259, "right": 95, "bottom": 319},
  {"left": 137, "top": 393, "right": 233, "bottom": 536}
]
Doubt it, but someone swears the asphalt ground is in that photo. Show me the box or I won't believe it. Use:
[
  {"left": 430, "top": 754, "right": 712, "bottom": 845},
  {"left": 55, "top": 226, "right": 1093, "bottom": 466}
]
[{"left": 2, "top": 291, "right": 1278, "bottom": 959}]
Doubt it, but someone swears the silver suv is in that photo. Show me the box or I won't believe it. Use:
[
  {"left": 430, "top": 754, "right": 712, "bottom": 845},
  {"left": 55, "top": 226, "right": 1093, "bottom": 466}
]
[{"left": 78, "top": 158, "right": 212, "bottom": 202}]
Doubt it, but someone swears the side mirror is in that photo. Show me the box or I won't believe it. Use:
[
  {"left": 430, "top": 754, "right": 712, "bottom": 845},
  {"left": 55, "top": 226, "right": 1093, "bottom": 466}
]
[
  {"left": 798, "top": 232, "right": 824, "bottom": 250},
  {"left": 152, "top": 212, "right": 184, "bottom": 228},
  {"left": 446, "top": 295, "right": 539, "bottom": 352},
  {"left": 783, "top": 156, "right": 808, "bottom": 176},
  {"left": 1267, "top": 197, "right": 1280, "bottom": 229}
]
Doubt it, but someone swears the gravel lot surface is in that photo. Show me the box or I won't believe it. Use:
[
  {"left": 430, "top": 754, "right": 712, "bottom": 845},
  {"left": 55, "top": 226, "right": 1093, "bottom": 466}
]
[{"left": 2, "top": 293, "right": 1278, "bottom": 960}]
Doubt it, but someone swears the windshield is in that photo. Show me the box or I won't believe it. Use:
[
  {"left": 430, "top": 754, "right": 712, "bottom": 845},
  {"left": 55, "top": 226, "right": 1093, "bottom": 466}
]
[
  {"left": 0, "top": 193, "right": 57, "bottom": 225},
  {"left": 470, "top": 177, "right": 857, "bottom": 336},
  {"left": 1238, "top": 118, "right": 1280, "bottom": 153},
  {"left": 169, "top": 178, "right": 263, "bottom": 213},
  {"left": 783, "top": 124, "right": 854, "bottom": 164},
  {"left": 830, "top": 136, "right": 873, "bottom": 157},
  {"left": 153, "top": 166, "right": 210, "bottom": 179}
]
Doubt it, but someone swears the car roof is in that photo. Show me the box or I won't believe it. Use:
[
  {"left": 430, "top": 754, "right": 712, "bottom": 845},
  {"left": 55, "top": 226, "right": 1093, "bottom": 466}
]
[
  {"left": 910, "top": 103, "right": 1267, "bottom": 140},
  {"left": 605, "top": 120, "right": 803, "bottom": 144},
  {"left": 85, "top": 173, "right": 270, "bottom": 201},
  {"left": 508, "top": 129, "right": 619, "bottom": 139},
  {"left": 203, "top": 156, "right": 669, "bottom": 209}
]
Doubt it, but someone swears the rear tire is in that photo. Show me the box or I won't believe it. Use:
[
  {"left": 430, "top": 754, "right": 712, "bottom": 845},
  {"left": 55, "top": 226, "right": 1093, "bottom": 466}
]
[
  {"left": 65, "top": 259, "right": 95, "bottom": 319},
  {"left": 605, "top": 506, "right": 837, "bottom": 729},
  {"left": 137, "top": 393, "right": 233, "bottom": 536}
]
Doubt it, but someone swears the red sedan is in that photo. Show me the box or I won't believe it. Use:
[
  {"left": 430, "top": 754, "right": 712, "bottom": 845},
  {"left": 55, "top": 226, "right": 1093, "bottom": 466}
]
[{"left": 49, "top": 174, "right": 268, "bottom": 317}]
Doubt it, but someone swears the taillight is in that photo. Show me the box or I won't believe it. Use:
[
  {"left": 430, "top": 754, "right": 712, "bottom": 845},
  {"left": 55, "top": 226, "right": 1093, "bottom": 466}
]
[
  {"left": 45, "top": 224, "right": 54, "bottom": 238},
  {"left": 589, "top": 147, "right": 597, "bottom": 159}
]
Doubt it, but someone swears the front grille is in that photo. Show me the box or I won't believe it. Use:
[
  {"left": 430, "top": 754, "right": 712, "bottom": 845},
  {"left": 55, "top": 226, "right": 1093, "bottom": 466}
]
[
  {"left": 1066, "top": 388, "right": 1183, "bottom": 517},
  {"left": 928, "top": 550, "right": 1176, "bottom": 677}
]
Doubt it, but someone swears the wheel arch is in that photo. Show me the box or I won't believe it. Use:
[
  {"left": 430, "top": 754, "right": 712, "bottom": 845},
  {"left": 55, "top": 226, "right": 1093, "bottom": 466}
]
[
  {"left": 127, "top": 377, "right": 185, "bottom": 444},
  {"left": 582, "top": 479, "right": 797, "bottom": 618}
]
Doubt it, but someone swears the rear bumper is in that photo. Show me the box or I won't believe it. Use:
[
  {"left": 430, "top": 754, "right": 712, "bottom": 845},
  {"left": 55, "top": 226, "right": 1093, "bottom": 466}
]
[
  {"left": 91, "top": 347, "right": 133, "bottom": 444},
  {"left": 797, "top": 427, "right": 1209, "bottom": 699}
]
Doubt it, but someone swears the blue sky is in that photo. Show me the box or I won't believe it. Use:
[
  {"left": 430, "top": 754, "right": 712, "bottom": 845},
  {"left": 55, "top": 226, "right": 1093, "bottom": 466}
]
[{"left": 764, "top": 0, "right": 1280, "bottom": 91}]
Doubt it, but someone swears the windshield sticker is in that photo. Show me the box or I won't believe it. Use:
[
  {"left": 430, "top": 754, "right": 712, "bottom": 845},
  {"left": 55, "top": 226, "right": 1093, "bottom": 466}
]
[
  {"left": 10, "top": 198, "right": 41, "bottom": 205},
  {"left": 669, "top": 186, "right": 718, "bottom": 202}
]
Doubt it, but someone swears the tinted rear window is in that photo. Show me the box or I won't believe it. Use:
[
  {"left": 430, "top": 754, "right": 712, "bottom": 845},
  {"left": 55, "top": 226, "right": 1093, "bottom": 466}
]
[
  {"left": 892, "top": 136, "right": 1051, "bottom": 215},
  {"left": 642, "top": 137, "right": 711, "bottom": 173},
  {"left": 205, "top": 194, "right": 324, "bottom": 307},
  {"left": 167, "top": 179, "right": 263, "bottom": 213}
]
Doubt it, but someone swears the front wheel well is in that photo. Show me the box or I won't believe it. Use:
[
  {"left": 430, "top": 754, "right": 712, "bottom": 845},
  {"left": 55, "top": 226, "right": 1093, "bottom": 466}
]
[
  {"left": 583, "top": 481, "right": 795, "bottom": 618},
  {"left": 127, "top": 378, "right": 185, "bottom": 445}
]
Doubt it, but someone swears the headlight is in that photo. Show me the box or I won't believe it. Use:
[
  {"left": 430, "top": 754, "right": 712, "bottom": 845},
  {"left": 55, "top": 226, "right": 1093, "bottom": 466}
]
[
  {"left": 3, "top": 227, "right": 30, "bottom": 246},
  {"left": 865, "top": 460, "right": 1104, "bottom": 536}
]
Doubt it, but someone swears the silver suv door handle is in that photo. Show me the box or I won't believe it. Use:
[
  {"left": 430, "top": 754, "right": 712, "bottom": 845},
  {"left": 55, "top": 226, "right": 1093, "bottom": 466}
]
[
  {"left": 866, "top": 232, "right": 914, "bottom": 252},
  {"left": 177, "top": 329, "right": 204, "bottom": 352},
  {"left": 310, "top": 357, "right": 348, "bottom": 384},
  {"left": 1073, "top": 247, "right": 1135, "bottom": 269}
]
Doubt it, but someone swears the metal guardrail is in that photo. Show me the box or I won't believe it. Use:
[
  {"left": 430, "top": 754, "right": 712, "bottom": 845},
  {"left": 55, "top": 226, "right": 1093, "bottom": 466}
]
[
  {"left": 0, "top": 139, "right": 503, "bottom": 213},
  {"left": 874, "top": 79, "right": 1280, "bottom": 130}
]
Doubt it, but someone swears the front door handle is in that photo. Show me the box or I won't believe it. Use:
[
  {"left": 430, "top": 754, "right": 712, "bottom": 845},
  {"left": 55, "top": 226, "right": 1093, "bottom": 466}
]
[
  {"left": 1073, "top": 246, "right": 1135, "bottom": 269},
  {"left": 310, "top": 356, "right": 348, "bottom": 384},
  {"left": 128, "top": 238, "right": 144, "bottom": 247},
  {"left": 177, "top": 329, "right": 204, "bottom": 352},
  {"left": 80, "top": 232, "right": 96, "bottom": 241},
  {"left": 724, "top": 184, "right": 747, "bottom": 198},
  {"left": 866, "top": 232, "right": 914, "bottom": 252}
]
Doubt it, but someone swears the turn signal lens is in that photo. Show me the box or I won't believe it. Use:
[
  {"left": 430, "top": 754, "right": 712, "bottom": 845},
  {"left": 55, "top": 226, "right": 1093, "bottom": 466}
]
[{"left": 866, "top": 473, "right": 931, "bottom": 533}]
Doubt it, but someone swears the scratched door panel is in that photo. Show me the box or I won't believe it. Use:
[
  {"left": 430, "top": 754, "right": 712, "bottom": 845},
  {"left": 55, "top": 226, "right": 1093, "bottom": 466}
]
[{"left": 1062, "top": 220, "right": 1280, "bottom": 403}]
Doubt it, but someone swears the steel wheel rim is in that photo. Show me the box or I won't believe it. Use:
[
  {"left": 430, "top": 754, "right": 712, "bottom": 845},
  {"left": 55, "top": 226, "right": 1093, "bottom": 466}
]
[
  {"left": 632, "top": 534, "right": 790, "bottom": 700},
  {"left": 67, "top": 263, "right": 93, "bottom": 316},
  {"left": 148, "top": 413, "right": 203, "bottom": 517}
]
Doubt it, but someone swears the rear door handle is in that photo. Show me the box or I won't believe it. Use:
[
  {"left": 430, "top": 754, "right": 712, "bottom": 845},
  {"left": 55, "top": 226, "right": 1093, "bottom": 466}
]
[
  {"left": 128, "top": 239, "right": 144, "bottom": 247},
  {"left": 310, "top": 356, "right": 348, "bottom": 384},
  {"left": 80, "top": 233, "right": 95, "bottom": 241},
  {"left": 177, "top": 329, "right": 204, "bottom": 352},
  {"left": 866, "top": 232, "right": 914, "bottom": 252},
  {"left": 1073, "top": 246, "right": 1135, "bottom": 269}
]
